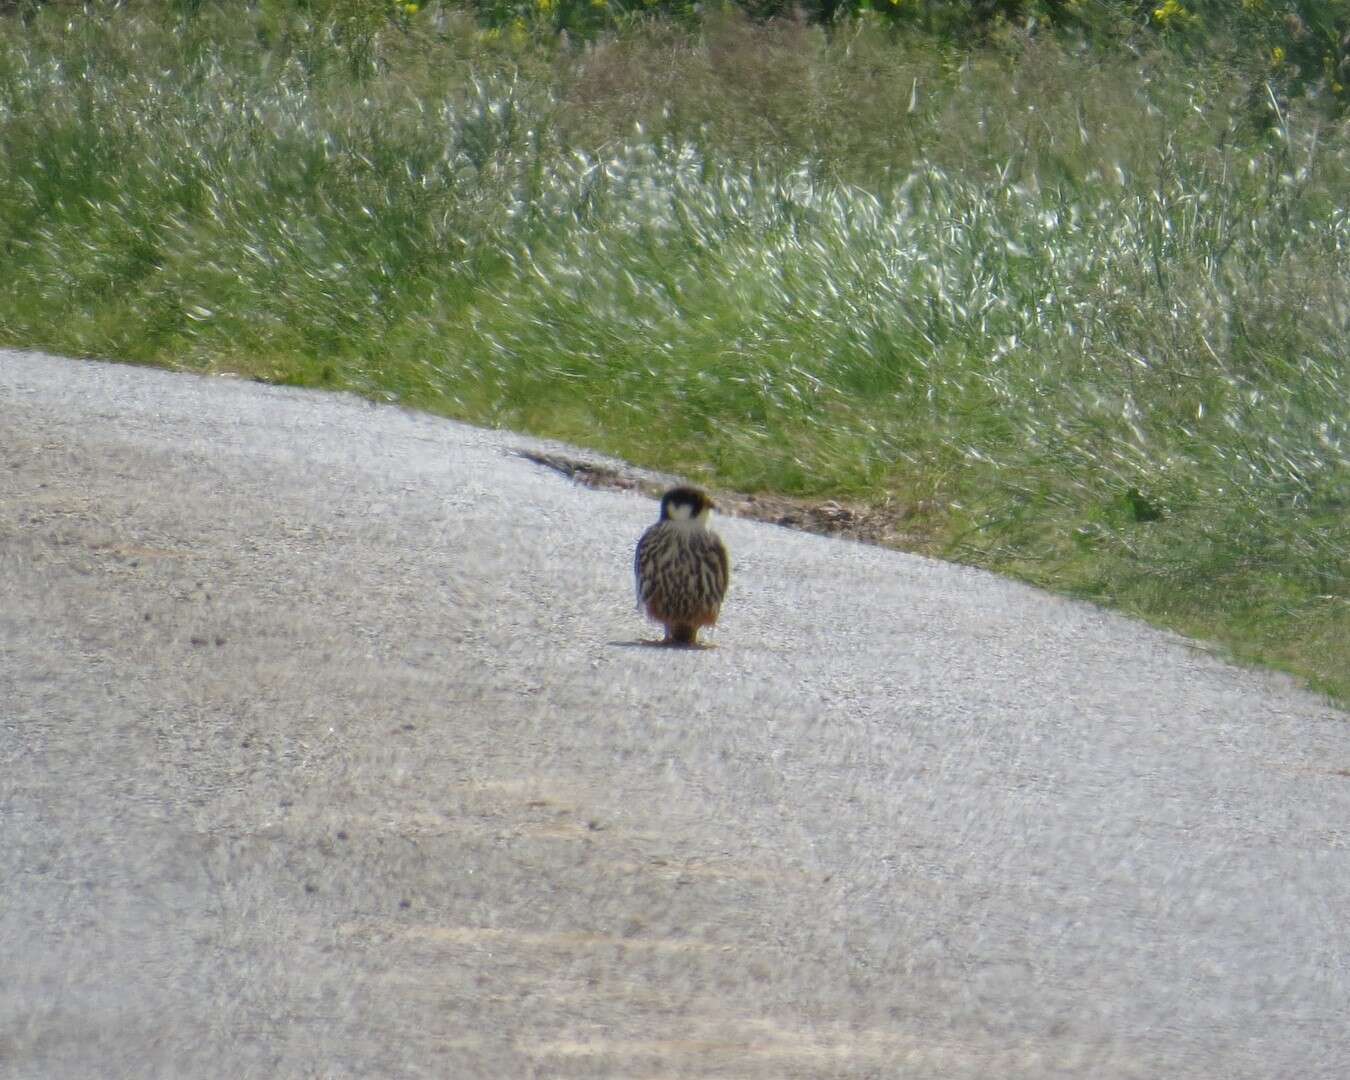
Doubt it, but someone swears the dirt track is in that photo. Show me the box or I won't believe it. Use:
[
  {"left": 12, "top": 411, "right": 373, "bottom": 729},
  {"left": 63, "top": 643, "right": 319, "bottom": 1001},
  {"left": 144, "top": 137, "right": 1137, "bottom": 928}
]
[{"left": 2, "top": 350, "right": 1347, "bottom": 1078}]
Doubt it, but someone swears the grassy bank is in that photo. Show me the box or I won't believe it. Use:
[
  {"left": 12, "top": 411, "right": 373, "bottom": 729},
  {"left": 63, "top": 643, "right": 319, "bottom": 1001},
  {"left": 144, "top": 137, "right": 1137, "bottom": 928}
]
[{"left": 1, "top": 3, "right": 1346, "bottom": 700}]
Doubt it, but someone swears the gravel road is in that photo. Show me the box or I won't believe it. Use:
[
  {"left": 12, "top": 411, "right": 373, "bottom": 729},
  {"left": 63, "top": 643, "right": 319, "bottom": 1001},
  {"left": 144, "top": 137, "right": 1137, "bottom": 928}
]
[{"left": 2, "top": 349, "right": 1347, "bottom": 1078}]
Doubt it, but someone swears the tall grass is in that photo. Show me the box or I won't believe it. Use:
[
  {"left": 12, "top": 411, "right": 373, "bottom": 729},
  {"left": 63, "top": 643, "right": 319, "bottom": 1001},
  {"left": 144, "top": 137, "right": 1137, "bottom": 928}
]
[{"left": 1, "top": 3, "right": 1346, "bottom": 698}]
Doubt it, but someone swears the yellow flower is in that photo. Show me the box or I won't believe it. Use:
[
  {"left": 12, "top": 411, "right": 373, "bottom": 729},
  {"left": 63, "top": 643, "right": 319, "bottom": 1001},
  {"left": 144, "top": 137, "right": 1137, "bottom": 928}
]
[
  {"left": 1152, "top": 0, "right": 1193, "bottom": 28},
  {"left": 1271, "top": 46, "right": 1285, "bottom": 67},
  {"left": 536, "top": 0, "right": 554, "bottom": 13}
]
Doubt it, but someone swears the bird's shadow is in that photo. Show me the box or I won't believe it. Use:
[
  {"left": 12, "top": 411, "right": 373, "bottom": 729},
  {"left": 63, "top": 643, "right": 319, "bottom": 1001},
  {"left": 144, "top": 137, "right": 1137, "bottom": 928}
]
[{"left": 607, "top": 639, "right": 717, "bottom": 651}]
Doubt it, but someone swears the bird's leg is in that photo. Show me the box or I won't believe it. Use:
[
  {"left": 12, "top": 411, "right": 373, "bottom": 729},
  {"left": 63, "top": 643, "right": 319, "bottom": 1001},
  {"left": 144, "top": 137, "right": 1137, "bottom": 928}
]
[{"left": 668, "top": 623, "right": 698, "bottom": 647}]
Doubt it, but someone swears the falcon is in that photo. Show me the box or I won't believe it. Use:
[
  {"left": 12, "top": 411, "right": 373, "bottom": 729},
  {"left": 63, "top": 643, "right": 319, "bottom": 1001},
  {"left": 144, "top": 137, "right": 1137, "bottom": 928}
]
[{"left": 635, "top": 486, "right": 730, "bottom": 647}]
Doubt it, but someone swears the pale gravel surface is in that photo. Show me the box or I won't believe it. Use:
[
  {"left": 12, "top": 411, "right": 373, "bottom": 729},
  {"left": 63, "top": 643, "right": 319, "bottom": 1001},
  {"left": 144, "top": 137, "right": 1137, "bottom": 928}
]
[{"left": 1, "top": 348, "right": 1347, "bottom": 1079}]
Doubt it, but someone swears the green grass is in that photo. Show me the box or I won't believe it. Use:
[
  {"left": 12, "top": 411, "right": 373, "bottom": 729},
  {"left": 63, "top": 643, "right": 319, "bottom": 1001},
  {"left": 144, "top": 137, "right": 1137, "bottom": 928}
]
[{"left": 1, "top": 2, "right": 1346, "bottom": 701}]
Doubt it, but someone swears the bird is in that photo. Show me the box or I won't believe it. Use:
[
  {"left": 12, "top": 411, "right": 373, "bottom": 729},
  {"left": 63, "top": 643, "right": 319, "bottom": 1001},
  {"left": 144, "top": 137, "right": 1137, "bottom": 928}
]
[{"left": 634, "top": 486, "right": 730, "bottom": 647}]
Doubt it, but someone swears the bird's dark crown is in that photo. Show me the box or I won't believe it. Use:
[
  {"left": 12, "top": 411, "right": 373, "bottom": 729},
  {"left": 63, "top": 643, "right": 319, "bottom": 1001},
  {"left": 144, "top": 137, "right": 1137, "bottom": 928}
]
[{"left": 659, "top": 485, "right": 714, "bottom": 521}]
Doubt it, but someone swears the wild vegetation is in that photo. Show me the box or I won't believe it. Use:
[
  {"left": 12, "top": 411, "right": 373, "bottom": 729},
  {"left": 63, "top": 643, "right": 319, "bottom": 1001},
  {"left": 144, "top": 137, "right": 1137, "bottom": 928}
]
[{"left": 1, "top": 1, "right": 1346, "bottom": 698}]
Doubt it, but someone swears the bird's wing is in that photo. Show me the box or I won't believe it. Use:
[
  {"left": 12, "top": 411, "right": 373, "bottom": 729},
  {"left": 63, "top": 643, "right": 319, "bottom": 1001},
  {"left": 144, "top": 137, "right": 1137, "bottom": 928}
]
[
  {"left": 634, "top": 526, "right": 654, "bottom": 608},
  {"left": 709, "top": 533, "right": 730, "bottom": 601}
]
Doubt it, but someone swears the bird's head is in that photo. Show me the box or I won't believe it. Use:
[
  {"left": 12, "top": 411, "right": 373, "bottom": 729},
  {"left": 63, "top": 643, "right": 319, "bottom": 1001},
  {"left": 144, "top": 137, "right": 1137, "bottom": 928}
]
[{"left": 658, "top": 486, "right": 715, "bottom": 527}]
